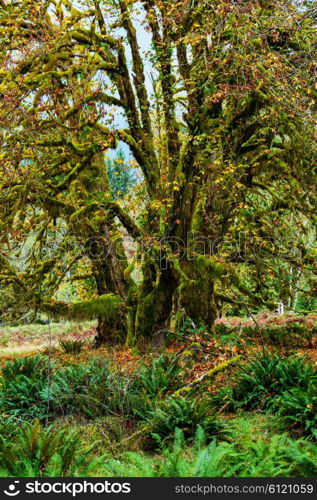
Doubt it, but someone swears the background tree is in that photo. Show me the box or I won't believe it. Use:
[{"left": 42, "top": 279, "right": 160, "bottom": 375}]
[{"left": 106, "top": 148, "right": 137, "bottom": 200}]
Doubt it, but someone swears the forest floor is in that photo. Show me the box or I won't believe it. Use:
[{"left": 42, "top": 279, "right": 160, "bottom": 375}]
[
  {"left": 0, "top": 320, "right": 96, "bottom": 358},
  {"left": 0, "top": 313, "right": 317, "bottom": 477},
  {"left": 1, "top": 313, "right": 317, "bottom": 372}
]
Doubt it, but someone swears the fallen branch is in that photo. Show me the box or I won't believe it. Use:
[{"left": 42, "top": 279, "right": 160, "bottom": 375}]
[{"left": 173, "top": 355, "right": 242, "bottom": 397}]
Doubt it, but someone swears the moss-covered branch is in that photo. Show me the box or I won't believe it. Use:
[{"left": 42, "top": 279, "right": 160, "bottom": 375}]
[
  {"left": 106, "top": 201, "right": 142, "bottom": 239},
  {"left": 173, "top": 355, "right": 242, "bottom": 397},
  {"left": 43, "top": 294, "right": 125, "bottom": 321},
  {"left": 119, "top": 0, "right": 152, "bottom": 133}
]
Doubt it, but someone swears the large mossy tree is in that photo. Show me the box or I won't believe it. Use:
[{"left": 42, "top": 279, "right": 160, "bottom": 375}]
[{"left": 0, "top": 0, "right": 316, "bottom": 347}]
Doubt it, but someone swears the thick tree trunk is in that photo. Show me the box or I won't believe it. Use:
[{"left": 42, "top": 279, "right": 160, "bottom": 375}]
[
  {"left": 89, "top": 231, "right": 129, "bottom": 347},
  {"left": 93, "top": 315, "right": 125, "bottom": 347},
  {"left": 171, "top": 257, "right": 218, "bottom": 332},
  {"left": 129, "top": 251, "right": 219, "bottom": 348},
  {"left": 129, "top": 257, "right": 177, "bottom": 349}
]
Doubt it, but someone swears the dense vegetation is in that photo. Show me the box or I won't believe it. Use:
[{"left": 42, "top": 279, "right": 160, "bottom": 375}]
[
  {"left": 1, "top": 327, "right": 317, "bottom": 477},
  {"left": 0, "top": 0, "right": 316, "bottom": 478}
]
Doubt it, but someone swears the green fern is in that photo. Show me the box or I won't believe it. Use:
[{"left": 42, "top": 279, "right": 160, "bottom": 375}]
[
  {"left": 278, "top": 383, "right": 317, "bottom": 438},
  {"left": 132, "top": 353, "right": 183, "bottom": 398},
  {"left": 1, "top": 355, "right": 51, "bottom": 382},
  {"left": 0, "top": 355, "right": 53, "bottom": 420},
  {"left": 230, "top": 351, "right": 317, "bottom": 410},
  {"left": 0, "top": 420, "right": 102, "bottom": 477},
  {"left": 138, "top": 396, "right": 224, "bottom": 446},
  {"left": 59, "top": 339, "right": 85, "bottom": 354},
  {"left": 104, "top": 428, "right": 317, "bottom": 477}
]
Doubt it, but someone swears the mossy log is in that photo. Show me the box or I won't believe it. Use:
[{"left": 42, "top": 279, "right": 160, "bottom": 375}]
[{"left": 173, "top": 355, "right": 242, "bottom": 397}]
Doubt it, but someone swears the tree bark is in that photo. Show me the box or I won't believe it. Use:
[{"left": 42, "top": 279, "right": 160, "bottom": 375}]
[
  {"left": 131, "top": 257, "right": 178, "bottom": 349},
  {"left": 88, "top": 227, "right": 130, "bottom": 347}
]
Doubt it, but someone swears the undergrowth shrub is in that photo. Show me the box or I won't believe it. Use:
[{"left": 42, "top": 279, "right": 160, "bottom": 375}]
[
  {"left": 125, "top": 354, "right": 185, "bottom": 422},
  {"left": 0, "top": 420, "right": 101, "bottom": 477},
  {"left": 48, "top": 363, "right": 101, "bottom": 416},
  {"left": 263, "top": 323, "right": 312, "bottom": 347},
  {"left": 242, "top": 323, "right": 314, "bottom": 347},
  {"left": 1, "top": 355, "right": 51, "bottom": 381},
  {"left": 216, "top": 320, "right": 315, "bottom": 347},
  {"left": 277, "top": 383, "right": 317, "bottom": 438},
  {"left": 229, "top": 351, "right": 317, "bottom": 410},
  {"left": 52, "top": 358, "right": 139, "bottom": 419},
  {"left": 137, "top": 396, "right": 223, "bottom": 447},
  {"left": 59, "top": 339, "right": 85, "bottom": 354},
  {"left": 104, "top": 428, "right": 317, "bottom": 477},
  {"left": 0, "top": 355, "right": 53, "bottom": 420},
  {"left": 48, "top": 358, "right": 133, "bottom": 418},
  {"left": 132, "top": 353, "right": 183, "bottom": 398},
  {"left": 86, "top": 372, "right": 135, "bottom": 418},
  {"left": 0, "top": 356, "right": 133, "bottom": 421}
]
